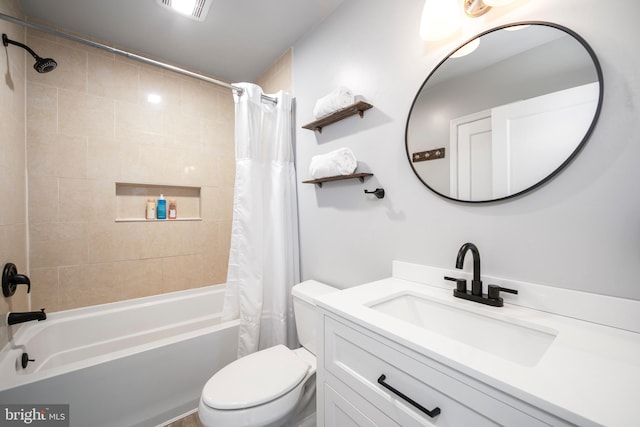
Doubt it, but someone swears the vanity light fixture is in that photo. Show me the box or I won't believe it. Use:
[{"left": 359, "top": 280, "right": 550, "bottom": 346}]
[
  {"left": 419, "top": 0, "right": 461, "bottom": 41},
  {"left": 464, "top": 0, "right": 518, "bottom": 17},
  {"left": 482, "top": 0, "right": 518, "bottom": 6},
  {"left": 420, "top": 0, "right": 519, "bottom": 41}
]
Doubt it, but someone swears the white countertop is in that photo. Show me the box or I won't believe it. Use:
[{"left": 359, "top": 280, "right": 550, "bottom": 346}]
[{"left": 316, "top": 273, "right": 640, "bottom": 427}]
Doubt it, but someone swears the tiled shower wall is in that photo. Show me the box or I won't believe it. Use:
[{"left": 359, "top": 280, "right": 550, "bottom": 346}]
[
  {"left": 256, "top": 48, "right": 293, "bottom": 94},
  {"left": 24, "top": 27, "right": 235, "bottom": 312},
  {"left": 0, "top": 0, "right": 28, "bottom": 348}
]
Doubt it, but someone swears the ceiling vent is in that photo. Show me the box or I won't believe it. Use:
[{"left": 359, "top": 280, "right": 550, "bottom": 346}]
[{"left": 156, "top": 0, "right": 213, "bottom": 22}]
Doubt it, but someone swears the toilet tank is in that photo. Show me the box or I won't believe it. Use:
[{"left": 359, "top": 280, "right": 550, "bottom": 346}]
[{"left": 292, "top": 280, "right": 337, "bottom": 355}]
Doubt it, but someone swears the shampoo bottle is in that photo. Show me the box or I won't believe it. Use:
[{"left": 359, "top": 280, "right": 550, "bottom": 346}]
[
  {"left": 156, "top": 194, "right": 167, "bottom": 220},
  {"left": 145, "top": 198, "right": 156, "bottom": 220}
]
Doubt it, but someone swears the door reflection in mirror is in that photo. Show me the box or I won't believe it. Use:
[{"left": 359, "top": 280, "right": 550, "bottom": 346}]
[{"left": 406, "top": 22, "right": 603, "bottom": 203}]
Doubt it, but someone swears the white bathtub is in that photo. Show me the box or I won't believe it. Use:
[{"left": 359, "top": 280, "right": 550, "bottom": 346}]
[{"left": 0, "top": 284, "right": 239, "bottom": 427}]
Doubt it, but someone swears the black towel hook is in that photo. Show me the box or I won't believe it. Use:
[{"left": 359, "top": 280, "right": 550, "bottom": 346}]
[{"left": 364, "top": 188, "right": 385, "bottom": 199}]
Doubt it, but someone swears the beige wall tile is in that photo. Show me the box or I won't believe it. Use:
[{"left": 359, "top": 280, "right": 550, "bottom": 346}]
[
  {"left": 28, "top": 131, "right": 88, "bottom": 179},
  {"left": 29, "top": 267, "right": 61, "bottom": 313},
  {"left": 88, "top": 53, "right": 139, "bottom": 103},
  {"left": 0, "top": 0, "right": 28, "bottom": 350},
  {"left": 139, "top": 67, "right": 183, "bottom": 110},
  {"left": 59, "top": 89, "right": 115, "bottom": 138},
  {"left": 182, "top": 80, "right": 218, "bottom": 119},
  {"left": 0, "top": 168, "right": 26, "bottom": 226},
  {"left": 162, "top": 109, "right": 201, "bottom": 148},
  {"left": 88, "top": 221, "right": 142, "bottom": 263},
  {"left": 115, "top": 100, "right": 162, "bottom": 140},
  {"left": 28, "top": 175, "right": 59, "bottom": 224},
  {"left": 88, "top": 180, "right": 117, "bottom": 222},
  {"left": 58, "top": 263, "right": 118, "bottom": 310},
  {"left": 114, "top": 258, "right": 164, "bottom": 300},
  {"left": 58, "top": 178, "right": 93, "bottom": 222},
  {"left": 162, "top": 255, "right": 204, "bottom": 293},
  {"left": 27, "top": 83, "right": 58, "bottom": 133},
  {"left": 87, "top": 136, "right": 119, "bottom": 180},
  {"left": 18, "top": 22, "right": 240, "bottom": 313},
  {"left": 29, "top": 222, "right": 88, "bottom": 268}
]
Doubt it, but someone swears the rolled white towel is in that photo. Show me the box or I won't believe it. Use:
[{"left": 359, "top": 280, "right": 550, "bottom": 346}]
[
  {"left": 309, "top": 148, "right": 357, "bottom": 179},
  {"left": 313, "top": 87, "right": 355, "bottom": 119}
]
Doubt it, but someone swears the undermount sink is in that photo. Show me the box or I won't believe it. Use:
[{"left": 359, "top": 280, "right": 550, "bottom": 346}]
[{"left": 368, "top": 292, "right": 557, "bottom": 366}]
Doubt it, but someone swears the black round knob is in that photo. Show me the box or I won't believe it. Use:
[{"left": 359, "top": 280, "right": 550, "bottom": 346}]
[{"left": 21, "top": 352, "right": 35, "bottom": 369}]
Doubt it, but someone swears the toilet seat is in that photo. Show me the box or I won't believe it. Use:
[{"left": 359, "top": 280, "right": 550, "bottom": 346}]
[
  {"left": 199, "top": 345, "right": 314, "bottom": 427},
  {"left": 202, "top": 345, "right": 310, "bottom": 410}
]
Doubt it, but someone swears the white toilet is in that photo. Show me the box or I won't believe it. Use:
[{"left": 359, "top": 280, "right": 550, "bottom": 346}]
[{"left": 198, "top": 280, "right": 337, "bottom": 427}]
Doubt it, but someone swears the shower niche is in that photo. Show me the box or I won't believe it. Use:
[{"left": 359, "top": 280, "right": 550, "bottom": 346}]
[{"left": 115, "top": 183, "right": 201, "bottom": 222}]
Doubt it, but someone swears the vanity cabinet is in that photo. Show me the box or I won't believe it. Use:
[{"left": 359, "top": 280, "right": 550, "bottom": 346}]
[{"left": 317, "top": 312, "right": 569, "bottom": 427}]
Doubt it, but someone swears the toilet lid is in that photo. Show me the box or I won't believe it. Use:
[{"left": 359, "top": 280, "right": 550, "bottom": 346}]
[{"left": 202, "top": 344, "right": 310, "bottom": 410}]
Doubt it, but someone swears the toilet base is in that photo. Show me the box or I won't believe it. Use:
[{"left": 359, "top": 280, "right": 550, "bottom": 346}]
[{"left": 285, "top": 397, "right": 316, "bottom": 427}]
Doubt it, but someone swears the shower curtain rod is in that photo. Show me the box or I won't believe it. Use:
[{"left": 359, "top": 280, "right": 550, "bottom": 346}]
[{"left": 0, "top": 12, "right": 277, "bottom": 104}]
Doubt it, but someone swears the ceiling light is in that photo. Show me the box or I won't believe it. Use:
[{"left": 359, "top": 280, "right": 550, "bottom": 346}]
[
  {"left": 156, "top": 0, "right": 213, "bottom": 22},
  {"left": 171, "top": 0, "right": 196, "bottom": 15}
]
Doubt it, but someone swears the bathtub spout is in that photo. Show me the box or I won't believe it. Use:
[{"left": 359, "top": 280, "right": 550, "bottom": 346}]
[{"left": 7, "top": 308, "right": 46, "bottom": 325}]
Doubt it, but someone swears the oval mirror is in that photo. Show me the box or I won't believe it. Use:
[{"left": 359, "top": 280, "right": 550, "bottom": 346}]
[{"left": 405, "top": 22, "right": 603, "bottom": 203}]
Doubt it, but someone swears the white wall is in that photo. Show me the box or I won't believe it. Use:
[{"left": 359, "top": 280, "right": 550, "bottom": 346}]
[{"left": 293, "top": 0, "right": 640, "bottom": 300}]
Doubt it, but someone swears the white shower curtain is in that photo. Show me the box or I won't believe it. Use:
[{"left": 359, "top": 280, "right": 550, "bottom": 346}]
[{"left": 221, "top": 82, "right": 300, "bottom": 358}]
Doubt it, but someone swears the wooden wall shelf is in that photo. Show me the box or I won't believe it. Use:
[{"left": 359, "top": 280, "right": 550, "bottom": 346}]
[
  {"left": 302, "top": 173, "right": 373, "bottom": 188},
  {"left": 302, "top": 101, "right": 373, "bottom": 133}
]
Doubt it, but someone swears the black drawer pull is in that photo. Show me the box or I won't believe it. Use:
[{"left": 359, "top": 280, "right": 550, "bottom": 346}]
[{"left": 377, "top": 374, "right": 441, "bottom": 418}]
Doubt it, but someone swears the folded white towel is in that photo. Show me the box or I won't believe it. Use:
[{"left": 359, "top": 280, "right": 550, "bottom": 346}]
[
  {"left": 309, "top": 148, "right": 358, "bottom": 179},
  {"left": 313, "top": 87, "right": 355, "bottom": 119}
]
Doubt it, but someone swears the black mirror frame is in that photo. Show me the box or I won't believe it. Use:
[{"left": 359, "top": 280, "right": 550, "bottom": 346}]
[{"left": 405, "top": 21, "right": 604, "bottom": 203}]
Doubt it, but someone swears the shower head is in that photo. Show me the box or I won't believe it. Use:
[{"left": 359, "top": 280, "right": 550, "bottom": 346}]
[
  {"left": 2, "top": 33, "right": 57, "bottom": 73},
  {"left": 33, "top": 57, "right": 57, "bottom": 73}
]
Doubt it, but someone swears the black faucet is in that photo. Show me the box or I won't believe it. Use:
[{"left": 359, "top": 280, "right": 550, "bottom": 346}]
[
  {"left": 445, "top": 242, "right": 518, "bottom": 307},
  {"left": 2, "top": 263, "right": 31, "bottom": 297},
  {"left": 7, "top": 309, "right": 46, "bottom": 325},
  {"left": 456, "top": 242, "right": 483, "bottom": 296}
]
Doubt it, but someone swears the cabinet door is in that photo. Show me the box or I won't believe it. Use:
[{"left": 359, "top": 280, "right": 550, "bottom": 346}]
[
  {"left": 324, "top": 379, "right": 400, "bottom": 427},
  {"left": 324, "top": 316, "right": 554, "bottom": 427}
]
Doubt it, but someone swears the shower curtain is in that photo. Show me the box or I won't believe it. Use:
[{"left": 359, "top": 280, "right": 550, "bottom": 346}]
[{"left": 221, "top": 82, "right": 300, "bottom": 358}]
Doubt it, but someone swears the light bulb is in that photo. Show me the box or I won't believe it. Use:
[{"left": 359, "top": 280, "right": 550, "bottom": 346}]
[{"left": 419, "top": 0, "right": 461, "bottom": 42}]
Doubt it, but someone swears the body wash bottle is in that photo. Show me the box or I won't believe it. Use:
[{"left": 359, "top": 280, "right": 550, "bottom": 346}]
[{"left": 156, "top": 194, "right": 167, "bottom": 220}]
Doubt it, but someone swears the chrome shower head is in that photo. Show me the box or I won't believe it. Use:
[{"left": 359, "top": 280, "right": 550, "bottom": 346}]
[{"left": 2, "top": 33, "right": 57, "bottom": 73}]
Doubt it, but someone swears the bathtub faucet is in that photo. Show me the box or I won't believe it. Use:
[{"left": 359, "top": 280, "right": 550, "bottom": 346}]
[
  {"left": 7, "top": 308, "right": 46, "bottom": 325},
  {"left": 2, "top": 262, "right": 31, "bottom": 297}
]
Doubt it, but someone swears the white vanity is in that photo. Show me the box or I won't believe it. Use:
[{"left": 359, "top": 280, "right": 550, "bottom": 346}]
[{"left": 315, "top": 261, "right": 640, "bottom": 426}]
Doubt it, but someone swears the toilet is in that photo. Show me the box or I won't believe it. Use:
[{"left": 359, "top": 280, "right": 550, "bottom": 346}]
[{"left": 198, "top": 280, "right": 337, "bottom": 427}]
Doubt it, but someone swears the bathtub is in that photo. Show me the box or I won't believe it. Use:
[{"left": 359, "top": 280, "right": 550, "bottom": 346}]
[{"left": 0, "top": 284, "right": 239, "bottom": 427}]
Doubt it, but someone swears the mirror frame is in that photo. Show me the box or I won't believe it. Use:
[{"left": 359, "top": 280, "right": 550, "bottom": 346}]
[{"left": 405, "top": 21, "right": 604, "bottom": 203}]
